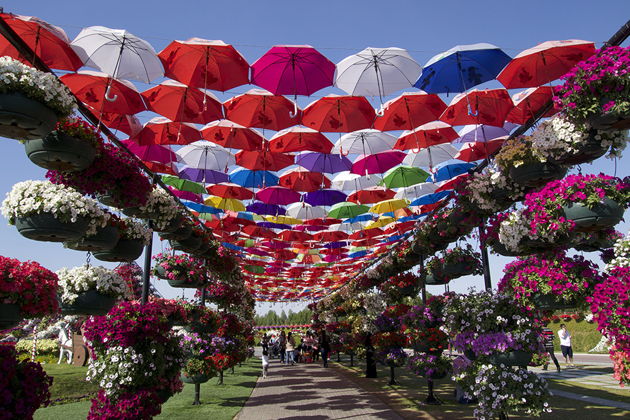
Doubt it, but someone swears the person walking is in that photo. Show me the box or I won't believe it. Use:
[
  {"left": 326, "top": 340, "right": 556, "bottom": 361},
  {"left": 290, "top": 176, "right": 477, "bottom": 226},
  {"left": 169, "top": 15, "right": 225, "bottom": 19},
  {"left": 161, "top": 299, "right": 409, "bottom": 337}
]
[
  {"left": 278, "top": 331, "right": 287, "bottom": 364},
  {"left": 558, "top": 324, "right": 575, "bottom": 367},
  {"left": 318, "top": 330, "right": 331, "bottom": 368},
  {"left": 541, "top": 327, "right": 561, "bottom": 373},
  {"left": 286, "top": 331, "right": 296, "bottom": 365},
  {"left": 261, "top": 334, "right": 270, "bottom": 378}
]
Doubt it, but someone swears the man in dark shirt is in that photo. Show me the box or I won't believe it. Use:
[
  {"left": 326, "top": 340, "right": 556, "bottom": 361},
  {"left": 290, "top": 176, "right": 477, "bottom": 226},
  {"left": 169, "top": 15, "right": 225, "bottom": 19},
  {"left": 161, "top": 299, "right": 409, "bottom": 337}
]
[{"left": 542, "top": 327, "right": 561, "bottom": 373}]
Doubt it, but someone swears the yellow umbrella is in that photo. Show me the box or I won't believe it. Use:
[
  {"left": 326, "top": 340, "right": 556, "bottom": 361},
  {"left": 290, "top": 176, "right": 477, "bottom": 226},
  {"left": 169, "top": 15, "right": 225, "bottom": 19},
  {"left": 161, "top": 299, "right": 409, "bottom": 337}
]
[
  {"left": 366, "top": 216, "right": 396, "bottom": 229},
  {"left": 264, "top": 215, "right": 302, "bottom": 225},
  {"left": 204, "top": 196, "right": 245, "bottom": 212},
  {"left": 369, "top": 198, "right": 409, "bottom": 214}
]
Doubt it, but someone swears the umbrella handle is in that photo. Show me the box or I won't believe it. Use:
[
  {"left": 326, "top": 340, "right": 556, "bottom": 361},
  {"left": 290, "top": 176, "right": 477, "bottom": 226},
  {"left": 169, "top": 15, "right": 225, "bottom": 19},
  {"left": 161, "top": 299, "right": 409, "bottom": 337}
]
[
  {"left": 289, "top": 101, "right": 299, "bottom": 118},
  {"left": 105, "top": 85, "right": 118, "bottom": 102},
  {"left": 375, "top": 105, "right": 385, "bottom": 117}
]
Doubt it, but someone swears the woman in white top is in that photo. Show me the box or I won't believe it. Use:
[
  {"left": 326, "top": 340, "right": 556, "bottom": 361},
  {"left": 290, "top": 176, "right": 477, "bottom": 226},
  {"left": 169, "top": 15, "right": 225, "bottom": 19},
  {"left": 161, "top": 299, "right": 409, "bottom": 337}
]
[{"left": 558, "top": 324, "right": 575, "bottom": 367}]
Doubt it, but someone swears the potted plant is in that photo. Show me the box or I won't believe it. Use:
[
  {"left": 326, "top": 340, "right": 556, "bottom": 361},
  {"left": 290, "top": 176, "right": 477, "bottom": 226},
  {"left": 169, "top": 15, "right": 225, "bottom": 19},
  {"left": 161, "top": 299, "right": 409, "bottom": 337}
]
[
  {"left": 0, "top": 56, "right": 75, "bottom": 140},
  {"left": 170, "top": 226, "right": 204, "bottom": 253},
  {"left": 24, "top": 116, "right": 100, "bottom": 171},
  {"left": 1, "top": 180, "right": 108, "bottom": 242},
  {"left": 481, "top": 212, "right": 521, "bottom": 256},
  {"left": 64, "top": 212, "right": 119, "bottom": 252},
  {"left": 152, "top": 252, "right": 207, "bottom": 288},
  {"left": 441, "top": 245, "right": 483, "bottom": 278},
  {"left": 572, "top": 229, "right": 623, "bottom": 252},
  {"left": 378, "top": 272, "right": 422, "bottom": 302},
  {"left": 57, "top": 265, "right": 133, "bottom": 315},
  {"left": 554, "top": 46, "right": 630, "bottom": 131},
  {"left": 461, "top": 166, "right": 526, "bottom": 214},
  {"left": 92, "top": 218, "right": 151, "bottom": 262},
  {"left": 125, "top": 186, "right": 182, "bottom": 232},
  {"left": 180, "top": 332, "right": 216, "bottom": 384},
  {"left": 408, "top": 353, "right": 451, "bottom": 379}
]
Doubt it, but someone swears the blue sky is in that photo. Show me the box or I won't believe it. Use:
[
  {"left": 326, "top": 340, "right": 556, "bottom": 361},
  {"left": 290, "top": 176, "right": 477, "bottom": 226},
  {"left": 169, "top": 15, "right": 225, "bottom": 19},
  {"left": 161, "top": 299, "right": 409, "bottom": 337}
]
[{"left": 1, "top": 1, "right": 629, "bottom": 315}]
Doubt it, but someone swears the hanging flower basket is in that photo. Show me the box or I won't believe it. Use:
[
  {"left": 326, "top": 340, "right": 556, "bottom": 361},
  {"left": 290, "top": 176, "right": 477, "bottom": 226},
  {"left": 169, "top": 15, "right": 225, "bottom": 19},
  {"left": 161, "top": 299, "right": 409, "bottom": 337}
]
[
  {"left": 121, "top": 206, "right": 152, "bottom": 219},
  {"left": 153, "top": 252, "right": 207, "bottom": 289},
  {"left": 531, "top": 294, "right": 577, "bottom": 311},
  {"left": 160, "top": 225, "right": 192, "bottom": 241},
  {"left": 24, "top": 131, "right": 97, "bottom": 172},
  {"left": 15, "top": 213, "right": 89, "bottom": 242},
  {"left": 64, "top": 224, "right": 120, "bottom": 252},
  {"left": 588, "top": 108, "right": 630, "bottom": 131},
  {"left": 489, "top": 241, "right": 522, "bottom": 257},
  {"left": 425, "top": 273, "right": 449, "bottom": 286},
  {"left": 167, "top": 277, "right": 205, "bottom": 289},
  {"left": 442, "top": 262, "right": 475, "bottom": 279},
  {"left": 488, "top": 350, "right": 532, "bottom": 367},
  {"left": 180, "top": 373, "right": 210, "bottom": 384},
  {"left": 0, "top": 91, "right": 59, "bottom": 140},
  {"left": 509, "top": 161, "right": 567, "bottom": 188},
  {"left": 60, "top": 289, "right": 117, "bottom": 316},
  {"left": 0, "top": 303, "right": 21, "bottom": 330},
  {"left": 555, "top": 132, "right": 609, "bottom": 165},
  {"left": 153, "top": 215, "right": 183, "bottom": 234},
  {"left": 170, "top": 235, "right": 202, "bottom": 253},
  {"left": 93, "top": 238, "right": 144, "bottom": 262},
  {"left": 562, "top": 198, "right": 624, "bottom": 232}
]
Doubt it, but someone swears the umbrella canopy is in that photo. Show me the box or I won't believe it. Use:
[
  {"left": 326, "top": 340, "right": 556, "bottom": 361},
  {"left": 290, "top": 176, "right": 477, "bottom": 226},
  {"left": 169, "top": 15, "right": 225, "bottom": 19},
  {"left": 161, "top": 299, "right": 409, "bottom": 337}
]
[
  {"left": 295, "top": 152, "right": 352, "bottom": 174},
  {"left": 327, "top": 202, "right": 369, "bottom": 219},
  {"left": 132, "top": 117, "right": 201, "bottom": 145},
  {"left": 394, "top": 121, "right": 458, "bottom": 151},
  {"left": 99, "top": 113, "right": 142, "bottom": 136},
  {"left": 223, "top": 88, "right": 300, "bottom": 131},
  {"left": 207, "top": 182, "right": 254, "bottom": 200},
  {"left": 410, "top": 190, "right": 452, "bottom": 206},
  {"left": 303, "top": 189, "right": 348, "bottom": 207},
  {"left": 455, "top": 122, "right": 517, "bottom": 144},
  {"left": 144, "top": 161, "right": 178, "bottom": 175},
  {"left": 269, "top": 126, "right": 333, "bottom": 153},
  {"left": 351, "top": 151, "right": 406, "bottom": 175},
  {"left": 381, "top": 165, "right": 429, "bottom": 188},
  {"left": 278, "top": 168, "right": 331, "bottom": 192},
  {"left": 264, "top": 215, "right": 302, "bottom": 225},
  {"left": 120, "top": 140, "right": 177, "bottom": 164},
  {"left": 454, "top": 139, "right": 505, "bottom": 162},
  {"left": 347, "top": 186, "right": 395, "bottom": 204},
  {"left": 250, "top": 45, "right": 335, "bottom": 96},
  {"left": 332, "top": 129, "right": 396, "bottom": 155},
  {"left": 256, "top": 186, "right": 301, "bottom": 205},
  {"left": 246, "top": 202, "right": 286, "bottom": 216},
  {"left": 162, "top": 175, "right": 206, "bottom": 193},
  {"left": 179, "top": 167, "right": 229, "bottom": 184},
  {"left": 176, "top": 140, "right": 235, "bottom": 171},
  {"left": 201, "top": 120, "right": 265, "bottom": 151},
  {"left": 279, "top": 230, "right": 313, "bottom": 242},
  {"left": 235, "top": 150, "right": 294, "bottom": 171},
  {"left": 374, "top": 91, "right": 447, "bottom": 131},
  {"left": 506, "top": 86, "right": 558, "bottom": 124},
  {"left": 402, "top": 143, "right": 459, "bottom": 168},
  {"left": 414, "top": 43, "right": 512, "bottom": 93},
  {"left": 158, "top": 38, "right": 249, "bottom": 91},
  {"left": 301, "top": 95, "right": 376, "bottom": 133},
  {"left": 497, "top": 39, "right": 595, "bottom": 89},
  {"left": 334, "top": 47, "right": 421, "bottom": 98},
  {"left": 285, "top": 202, "right": 327, "bottom": 220},
  {"left": 169, "top": 188, "right": 202, "bottom": 203},
  {"left": 369, "top": 198, "right": 409, "bottom": 214},
  {"left": 432, "top": 162, "right": 476, "bottom": 182},
  {"left": 204, "top": 196, "right": 246, "bottom": 212},
  {"left": 331, "top": 172, "right": 381, "bottom": 191},
  {"left": 440, "top": 89, "right": 514, "bottom": 127},
  {"left": 394, "top": 182, "right": 438, "bottom": 200},
  {"left": 141, "top": 80, "right": 223, "bottom": 124},
  {"left": 229, "top": 169, "right": 279, "bottom": 188},
  {"left": 71, "top": 26, "right": 163, "bottom": 83}
]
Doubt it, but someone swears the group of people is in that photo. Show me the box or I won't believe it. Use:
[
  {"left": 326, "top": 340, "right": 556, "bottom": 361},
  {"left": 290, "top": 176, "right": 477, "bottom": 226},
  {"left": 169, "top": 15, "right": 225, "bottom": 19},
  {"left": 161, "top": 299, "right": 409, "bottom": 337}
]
[
  {"left": 260, "top": 329, "right": 331, "bottom": 378},
  {"left": 542, "top": 324, "right": 576, "bottom": 372}
]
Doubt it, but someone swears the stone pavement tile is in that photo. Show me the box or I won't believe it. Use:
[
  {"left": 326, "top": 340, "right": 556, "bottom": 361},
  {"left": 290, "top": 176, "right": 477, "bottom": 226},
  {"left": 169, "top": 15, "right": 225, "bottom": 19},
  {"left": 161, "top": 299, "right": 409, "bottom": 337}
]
[{"left": 550, "top": 389, "right": 630, "bottom": 411}]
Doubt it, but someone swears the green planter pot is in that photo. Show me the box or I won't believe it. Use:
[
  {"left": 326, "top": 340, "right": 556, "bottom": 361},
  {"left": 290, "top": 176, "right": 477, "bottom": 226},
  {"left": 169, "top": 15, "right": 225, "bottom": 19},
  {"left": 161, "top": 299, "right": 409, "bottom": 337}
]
[
  {"left": 0, "top": 303, "right": 22, "bottom": 330},
  {"left": 442, "top": 262, "right": 474, "bottom": 279},
  {"left": 154, "top": 265, "right": 169, "bottom": 280},
  {"left": 24, "top": 131, "right": 96, "bottom": 171},
  {"left": 531, "top": 294, "right": 577, "bottom": 311},
  {"left": 556, "top": 134, "right": 609, "bottom": 165},
  {"left": 60, "top": 290, "right": 116, "bottom": 316},
  {"left": 15, "top": 213, "right": 89, "bottom": 242},
  {"left": 562, "top": 198, "right": 624, "bottom": 232},
  {"left": 0, "top": 92, "right": 58, "bottom": 140},
  {"left": 167, "top": 277, "right": 205, "bottom": 289},
  {"left": 488, "top": 350, "right": 532, "bottom": 367},
  {"left": 64, "top": 225, "right": 120, "bottom": 252},
  {"left": 121, "top": 206, "right": 151, "bottom": 219},
  {"left": 93, "top": 238, "right": 144, "bottom": 262},
  {"left": 152, "top": 215, "right": 183, "bottom": 233},
  {"left": 587, "top": 110, "right": 630, "bottom": 131},
  {"left": 170, "top": 235, "right": 202, "bottom": 252},
  {"left": 509, "top": 161, "right": 567, "bottom": 188},
  {"left": 425, "top": 272, "right": 449, "bottom": 286},
  {"left": 180, "top": 373, "right": 211, "bottom": 384},
  {"left": 489, "top": 241, "right": 521, "bottom": 257},
  {"left": 160, "top": 225, "right": 192, "bottom": 241}
]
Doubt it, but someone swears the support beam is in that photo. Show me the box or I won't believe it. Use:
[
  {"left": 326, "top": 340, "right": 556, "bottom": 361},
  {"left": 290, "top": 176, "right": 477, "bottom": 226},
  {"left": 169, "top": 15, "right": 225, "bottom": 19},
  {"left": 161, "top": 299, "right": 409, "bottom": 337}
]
[
  {"left": 478, "top": 222, "right": 492, "bottom": 291},
  {"left": 141, "top": 231, "right": 153, "bottom": 305}
]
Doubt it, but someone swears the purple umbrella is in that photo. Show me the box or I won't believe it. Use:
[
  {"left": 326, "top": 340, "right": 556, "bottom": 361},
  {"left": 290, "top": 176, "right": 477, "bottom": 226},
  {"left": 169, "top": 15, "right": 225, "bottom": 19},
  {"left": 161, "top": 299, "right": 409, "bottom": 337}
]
[
  {"left": 246, "top": 202, "right": 287, "bottom": 216},
  {"left": 250, "top": 45, "right": 335, "bottom": 96},
  {"left": 323, "top": 254, "right": 346, "bottom": 262},
  {"left": 257, "top": 221, "right": 291, "bottom": 229},
  {"left": 178, "top": 167, "right": 229, "bottom": 184},
  {"left": 351, "top": 151, "right": 406, "bottom": 175},
  {"left": 248, "top": 248, "right": 270, "bottom": 257},
  {"left": 295, "top": 224, "right": 328, "bottom": 232},
  {"left": 256, "top": 186, "right": 301, "bottom": 205},
  {"left": 296, "top": 152, "right": 352, "bottom": 174},
  {"left": 323, "top": 241, "right": 348, "bottom": 249},
  {"left": 303, "top": 189, "right": 348, "bottom": 206},
  {"left": 121, "top": 140, "right": 177, "bottom": 163},
  {"left": 261, "top": 240, "right": 291, "bottom": 249},
  {"left": 455, "top": 122, "right": 518, "bottom": 144},
  {"left": 168, "top": 187, "right": 202, "bottom": 203}
]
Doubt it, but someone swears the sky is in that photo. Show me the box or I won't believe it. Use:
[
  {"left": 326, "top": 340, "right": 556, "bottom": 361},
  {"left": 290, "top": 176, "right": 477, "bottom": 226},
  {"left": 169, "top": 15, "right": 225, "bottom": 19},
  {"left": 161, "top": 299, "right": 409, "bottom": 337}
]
[{"left": 1, "top": 0, "right": 629, "bottom": 315}]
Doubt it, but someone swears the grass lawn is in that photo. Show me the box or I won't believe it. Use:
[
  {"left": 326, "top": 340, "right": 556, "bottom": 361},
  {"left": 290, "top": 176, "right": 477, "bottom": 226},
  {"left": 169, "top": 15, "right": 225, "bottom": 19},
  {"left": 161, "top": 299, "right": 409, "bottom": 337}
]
[
  {"left": 546, "top": 320, "right": 604, "bottom": 353},
  {"left": 34, "top": 358, "right": 260, "bottom": 420}
]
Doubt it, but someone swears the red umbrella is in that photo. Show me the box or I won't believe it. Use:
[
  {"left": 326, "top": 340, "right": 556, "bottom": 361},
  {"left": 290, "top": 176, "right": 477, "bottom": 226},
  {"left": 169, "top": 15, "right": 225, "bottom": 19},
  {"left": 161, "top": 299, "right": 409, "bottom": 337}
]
[
  {"left": 261, "top": 240, "right": 291, "bottom": 249},
  {"left": 143, "top": 161, "right": 178, "bottom": 175},
  {"left": 435, "top": 174, "right": 469, "bottom": 192},
  {"left": 236, "top": 150, "right": 294, "bottom": 171},
  {"left": 206, "top": 183, "right": 254, "bottom": 200},
  {"left": 506, "top": 86, "right": 558, "bottom": 124},
  {"left": 384, "top": 221, "right": 417, "bottom": 234},
  {"left": 269, "top": 126, "right": 333, "bottom": 153},
  {"left": 272, "top": 249, "right": 297, "bottom": 261},
  {"left": 132, "top": 117, "right": 201, "bottom": 146},
  {"left": 60, "top": 71, "right": 146, "bottom": 115},
  {"left": 347, "top": 187, "right": 395, "bottom": 204},
  {"left": 221, "top": 215, "right": 255, "bottom": 226},
  {"left": 242, "top": 225, "right": 275, "bottom": 239},
  {"left": 351, "top": 238, "right": 381, "bottom": 247},
  {"left": 313, "top": 231, "right": 349, "bottom": 242},
  {"left": 98, "top": 113, "right": 142, "bottom": 136},
  {"left": 205, "top": 219, "right": 240, "bottom": 232},
  {"left": 497, "top": 40, "right": 595, "bottom": 89},
  {"left": 224, "top": 88, "right": 300, "bottom": 131},
  {"left": 141, "top": 80, "right": 224, "bottom": 124},
  {"left": 0, "top": 13, "right": 82, "bottom": 71},
  {"left": 255, "top": 186, "right": 301, "bottom": 205},
  {"left": 201, "top": 120, "right": 265, "bottom": 151},
  {"left": 374, "top": 92, "right": 446, "bottom": 131},
  {"left": 279, "top": 230, "right": 313, "bottom": 242},
  {"left": 278, "top": 168, "right": 331, "bottom": 192},
  {"left": 349, "top": 228, "right": 384, "bottom": 240},
  {"left": 454, "top": 138, "right": 505, "bottom": 162},
  {"left": 158, "top": 38, "right": 249, "bottom": 91},
  {"left": 301, "top": 95, "right": 376, "bottom": 133},
  {"left": 394, "top": 121, "right": 458, "bottom": 151},
  {"left": 303, "top": 218, "right": 341, "bottom": 226},
  {"left": 440, "top": 89, "right": 514, "bottom": 127}
]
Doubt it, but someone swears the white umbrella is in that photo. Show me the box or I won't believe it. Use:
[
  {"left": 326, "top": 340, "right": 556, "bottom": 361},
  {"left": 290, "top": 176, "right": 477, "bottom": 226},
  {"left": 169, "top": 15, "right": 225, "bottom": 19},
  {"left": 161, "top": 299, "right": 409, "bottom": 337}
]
[
  {"left": 334, "top": 47, "right": 422, "bottom": 98},
  {"left": 402, "top": 144, "right": 459, "bottom": 168},
  {"left": 331, "top": 171, "right": 381, "bottom": 191},
  {"left": 328, "top": 222, "right": 369, "bottom": 233},
  {"left": 71, "top": 26, "right": 164, "bottom": 83},
  {"left": 176, "top": 140, "right": 235, "bottom": 171},
  {"left": 332, "top": 129, "right": 396, "bottom": 155},
  {"left": 394, "top": 182, "right": 438, "bottom": 200},
  {"left": 455, "top": 122, "right": 518, "bottom": 144},
  {"left": 285, "top": 202, "right": 327, "bottom": 220}
]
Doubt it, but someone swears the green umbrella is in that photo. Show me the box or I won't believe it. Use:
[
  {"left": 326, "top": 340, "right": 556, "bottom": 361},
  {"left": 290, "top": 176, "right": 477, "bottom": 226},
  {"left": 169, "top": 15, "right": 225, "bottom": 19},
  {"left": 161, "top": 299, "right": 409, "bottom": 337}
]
[
  {"left": 381, "top": 165, "right": 429, "bottom": 188},
  {"left": 327, "top": 202, "right": 369, "bottom": 219},
  {"left": 161, "top": 175, "right": 207, "bottom": 194},
  {"left": 244, "top": 265, "right": 264, "bottom": 274}
]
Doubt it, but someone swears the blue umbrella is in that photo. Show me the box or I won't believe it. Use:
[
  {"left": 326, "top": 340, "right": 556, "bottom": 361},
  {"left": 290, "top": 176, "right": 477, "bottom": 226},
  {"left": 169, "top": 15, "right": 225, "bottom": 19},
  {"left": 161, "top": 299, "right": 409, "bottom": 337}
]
[
  {"left": 432, "top": 162, "right": 475, "bottom": 182},
  {"left": 381, "top": 234, "right": 406, "bottom": 244},
  {"left": 222, "top": 242, "right": 244, "bottom": 252},
  {"left": 230, "top": 169, "right": 279, "bottom": 188},
  {"left": 179, "top": 167, "right": 229, "bottom": 184},
  {"left": 343, "top": 214, "right": 374, "bottom": 223},
  {"left": 183, "top": 201, "right": 224, "bottom": 214},
  {"left": 246, "top": 202, "right": 286, "bottom": 216},
  {"left": 348, "top": 250, "right": 369, "bottom": 259},
  {"left": 414, "top": 43, "right": 511, "bottom": 94},
  {"left": 303, "top": 189, "right": 348, "bottom": 206},
  {"left": 397, "top": 214, "right": 423, "bottom": 222},
  {"left": 410, "top": 190, "right": 452, "bottom": 206},
  {"left": 257, "top": 221, "right": 290, "bottom": 229}
]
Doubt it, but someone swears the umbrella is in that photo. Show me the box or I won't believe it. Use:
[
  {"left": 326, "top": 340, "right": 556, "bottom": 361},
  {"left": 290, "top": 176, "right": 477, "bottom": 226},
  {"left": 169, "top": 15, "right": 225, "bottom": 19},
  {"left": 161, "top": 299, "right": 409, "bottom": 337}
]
[
  {"left": 327, "top": 202, "right": 369, "bottom": 219},
  {"left": 278, "top": 168, "right": 331, "bottom": 192},
  {"left": 132, "top": 117, "right": 201, "bottom": 145},
  {"left": 334, "top": 47, "right": 422, "bottom": 99},
  {"left": 285, "top": 203, "right": 327, "bottom": 220},
  {"left": 432, "top": 162, "right": 475, "bottom": 182},
  {"left": 176, "top": 141, "right": 235, "bottom": 171},
  {"left": 223, "top": 88, "right": 300, "bottom": 131},
  {"left": 179, "top": 167, "right": 229, "bottom": 184},
  {"left": 313, "top": 231, "right": 349, "bottom": 242},
  {"left": 183, "top": 201, "right": 223, "bottom": 215},
  {"left": 303, "top": 218, "right": 342, "bottom": 226},
  {"left": 365, "top": 217, "right": 396, "bottom": 229},
  {"left": 455, "top": 122, "right": 518, "bottom": 144},
  {"left": 330, "top": 172, "right": 381, "bottom": 192},
  {"left": 242, "top": 225, "right": 276, "bottom": 239},
  {"left": 351, "top": 151, "right": 406, "bottom": 175},
  {"left": 120, "top": 140, "right": 177, "bottom": 164},
  {"left": 347, "top": 186, "right": 395, "bottom": 204},
  {"left": 410, "top": 191, "right": 452, "bottom": 206},
  {"left": 440, "top": 89, "right": 514, "bottom": 127},
  {"left": 394, "top": 121, "right": 458, "bottom": 151},
  {"left": 394, "top": 182, "right": 438, "bottom": 200},
  {"left": 256, "top": 186, "right": 301, "bottom": 205},
  {"left": 201, "top": 120, "right": 265, "bottom": 151},
  {"left": 497, "top": 40, "right": 595, "bottom": 89},
  {"left": 402, "top": 144, "right": 459, "bottom": 168},
  {"left": 349, "top": 228, "right": 384, "bottom": 240},
  {"left": 60, "top": 71, "right": 146, "bottom": 115},
  {"left": 144, "top": 161, "right": 178, "bottom": 175},
  {"left": 235, "top": 150, "right": 294, "bottom": 171},
  {"left": 279, "top": 230, "right": 313, "bottom": 242},
  {"left": 295, "top": 152, "right": 352, "bottom": 174},
  {"left": 506, "top": 86, "right": 558, "bottom": 124},
  {"left": 0, "top": 13, "right": 82, "bottom": 71},
  {"left": 158, "top": 38, "right": 249, "bottom": 91},
  {"left": 269, "top": 126, "right": 333, "bottom": 153},
  {"left": 169, "top": 188, "right": 202, "bottom": 203},
  {"left": 230, "top": 169, "right": 279, "bottom": 188},
  {"left": 207, "top": 183, "right": 254, "bottom": 200},
  {"left": 332, "top": 129, "right": 397, "bottom": 155},
  {"left": 373, "top": 91, "right": 447, "bottom": 131},
  {"left": 141, "top": 80, "right": 223, "bottom": 124},
  {"left": 204, "top": 196, "right": 246, "bottom": 212},
  {"left": 414, "top": 43, "right": 512, "bottom": 93},
  {"left": 454, "top": 139, "right": 505, "bottom": 162},
  {"left": 381, "top": 165, "right": 429, "bottom": 188},
  {"left": 99, "top": 113, "right": 142, "bottom": 136},
  {"left": 246, "top": 202, "right": 286, "bottom": 216},
  {"left": 301, "top": 95, "right": 376, "bottom": 133},
  {"left": 264, "top": 215, "right": 302, "bottom": 225},
  {"left": 250, "top": 45, "right": 335, "bottom": 96},
  {"left": 435, "top": 174, "right": 469, "bottom": 192},
  {"left": 303, "top": 189, "right": 348, "bottom": 207},
  {"left": 369, "top": 199, "right": 409, "bottom": 214},
  {"left": 71, "top": 26, "right": 164, "bottom": 83},
  {"left": 343, "top": 214, "right": 374, "bottom": 224}
]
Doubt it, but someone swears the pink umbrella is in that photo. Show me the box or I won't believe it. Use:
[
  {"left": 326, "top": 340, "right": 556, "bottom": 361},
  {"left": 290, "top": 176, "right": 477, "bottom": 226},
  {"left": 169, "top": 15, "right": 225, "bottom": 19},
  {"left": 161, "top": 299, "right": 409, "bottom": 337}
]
[
  {"left": 351, "top": 151, "right": 406, "bottom": 175},
  {"left": 120, "top": 139, "right": 178, "bottom": 164},
  {"left": 168, "top": 187, "right": 202, "bottom": 203},
  {"left": 256, "top": 186, "right": 301, "bottom": 205}
]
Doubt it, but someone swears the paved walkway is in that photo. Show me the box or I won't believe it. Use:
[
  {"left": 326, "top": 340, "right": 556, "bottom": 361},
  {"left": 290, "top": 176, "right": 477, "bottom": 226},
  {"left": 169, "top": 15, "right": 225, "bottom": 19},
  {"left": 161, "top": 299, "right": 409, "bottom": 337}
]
[{"left": 236, "top": 359, "right": 403, "bottom": 420}]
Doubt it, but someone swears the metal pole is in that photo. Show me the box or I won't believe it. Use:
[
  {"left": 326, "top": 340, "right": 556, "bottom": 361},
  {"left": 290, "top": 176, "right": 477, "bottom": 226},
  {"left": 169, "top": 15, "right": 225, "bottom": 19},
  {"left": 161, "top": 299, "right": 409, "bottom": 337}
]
[
  {"left": 141, "top": 230, "right": 153, "bottom": 305},
  {"left": 478, "top": 222, "right": 492, "bottom": 291},
  {"left": 192, "top": 286, "right": 207, "bottom": 406},
  {"left": 419, "top": 254, "right": 427, "bottom": 305}
]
